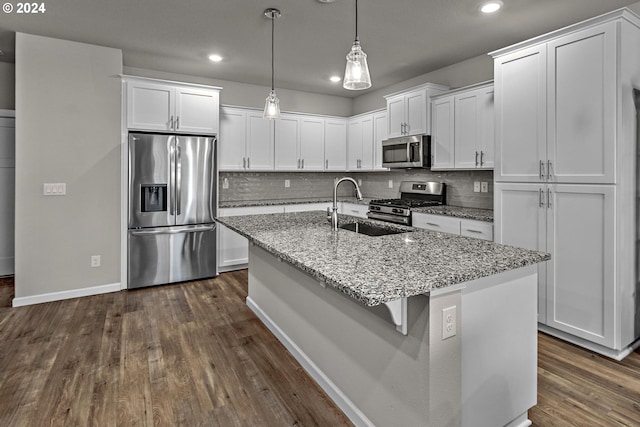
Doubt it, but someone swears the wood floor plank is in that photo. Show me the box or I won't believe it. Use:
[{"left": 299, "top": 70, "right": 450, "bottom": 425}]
[{"left": 1, "top": 273, "right": 640, "bottom": 426}]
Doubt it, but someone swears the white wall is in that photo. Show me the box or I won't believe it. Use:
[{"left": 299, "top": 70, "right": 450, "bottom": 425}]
[
  {"left": 14, "top": 33, "right": 122, "bottom": 300},
  {"left": 0, "top": 62, "right": 15, "bottom": 110}
]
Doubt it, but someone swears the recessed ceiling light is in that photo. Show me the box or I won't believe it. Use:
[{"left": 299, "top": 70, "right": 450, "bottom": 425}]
[
  {"left": 208, "top": 54, "right": 223, "bottom": 62},
  {"left": 330, "top": 76, "right": 341, "bottom": 83},
  {"left": 480, "top": 1, "right": 503, "bottom": 14}
]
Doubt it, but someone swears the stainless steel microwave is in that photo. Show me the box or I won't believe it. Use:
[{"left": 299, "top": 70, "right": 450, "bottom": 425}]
[{"left": 381, "top": 135, "right": 431, "bottom": 168}]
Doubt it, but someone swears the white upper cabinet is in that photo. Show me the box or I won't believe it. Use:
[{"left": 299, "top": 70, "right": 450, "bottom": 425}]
[
  {"left": 431, "top": 96, "right": 455, "bottom": 169},
  {"left": 494, "top": 21, "right": 616, "bottom": 184},
  {"left": 274, "top": 114, "right": 300, "bottom": 170},
  {"left": 385, "top": 83, "right": 448, "bottom": 138},
  {"left": 348, "top": 114, "right": 374, "bottom": 170},
  {"left": 431, "top": 82, "right": 494, "bottom": 170},
  {"left": 372, "top": 110, "right": 388, "bottom": 170},
  {"left": 324, "top": 119, "right": 348, "bottom": 171},
  {"left": 299, "top": 117, "right": 325, "bottom": 171},
  {"left": 126, "top": 78, "right": 220, "bottom": 134},
  {"left": 219, "top": 106, "right": 273, "bottom": 171},
  {"left": 274, "top": 114, "right": 332, "bottom": 171}
]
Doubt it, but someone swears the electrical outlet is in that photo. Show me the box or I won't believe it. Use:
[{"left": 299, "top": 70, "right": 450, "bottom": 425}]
[
  {"left": 442, "top": 305, "right": 457, "bottom": 340},
  {"left": 473, "top": 181, "right": 480, "bottom": 193},
  {"left": 388, "top": 179, "right": 393, "bottom": 189},
  {"left": 357, "top": 179, "right": 362, "bottom": 186},
  {"left": 91, "top": 255, "right": 101, "bottom": 268},
  {"left": 285, "top": 179, "right": 290, "bottom": 188},
  {"left": 222, "top": 178, "right": 229, "bottom": 189},
  {"left": 481, "top": 182, "right": 488, "bottom": 193}
]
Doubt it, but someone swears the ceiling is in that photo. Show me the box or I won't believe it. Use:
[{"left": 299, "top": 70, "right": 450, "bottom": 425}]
[{"left": 0, "top": 0, "right": 638, "bottom": 97}]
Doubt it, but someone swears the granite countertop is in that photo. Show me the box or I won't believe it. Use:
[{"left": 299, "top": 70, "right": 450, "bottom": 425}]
[
  {"left": 412, "top": 206, "right": 494, "bottom": 222},
  {"left": 216, "top": 211, "right": 548, "bottom": 307},
  {"left": 220, "top": 199, "right": 493, "bottom": 222}
]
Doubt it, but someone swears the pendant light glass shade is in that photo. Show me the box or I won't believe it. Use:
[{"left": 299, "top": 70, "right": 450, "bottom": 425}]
[
  {"left": 263, "top": 8, "right": 281, "bottom": 119},
  {"left": 343, "top": 40, "right": 371, "bottom": 90},
  {"left": 343, "top": 0, "right": 371, "bottom": 90},
  {"left": 264, "top": 89, "right": 281, "bottom": 119}
]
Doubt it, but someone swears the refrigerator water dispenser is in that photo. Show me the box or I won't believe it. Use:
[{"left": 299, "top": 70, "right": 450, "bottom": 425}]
[{"left": 141, "top": 184, "right": 167, "bottom": 212}]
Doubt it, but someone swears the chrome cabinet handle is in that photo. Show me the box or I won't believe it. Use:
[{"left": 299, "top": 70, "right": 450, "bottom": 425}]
[
  {"left": 176, "top": 116, "right": 180, "bottom": 130},
  {"left": 170, "top": 115, "right": 174, "bottom": 129},
  {"left": 547, "top": 160, "right": 552, "bottom": 180},
  {"left": 480, "top": 151, "right": 484, "bottom": 166},
  {"left": 540, "top": 160, "right": 545, "bottom": 181},
  {"left": 547, "top": 188, "right": 552, "bottom": 208},
  {"left": 426, "top": 222, "right": 440, "bottom": 227},
  {"left": 539, "top": 188, "right": 544, "bottom": 208},
  {"left": 247, "top": 157, "right": 250, "bottom": 169},
  {"left": 301, "top": 159, "right": 304, "bottom": 169},
  {"left": 169, "top": 144, "right": 176, "bottom": 215},
  {"left": 475, "top": 151, "right": 479, "bottom": 167},
  {"left": 325, "top": 159, "right": 328, "bottom": 169},
  {"left": 297, "top": 159, "right": 300, "bottom": 169},
  {"left": 243, "top": 157, "right": 246, "bottom": 169},
  {"left": 465, "top": 229, "right": 483, "bottom": 234}
]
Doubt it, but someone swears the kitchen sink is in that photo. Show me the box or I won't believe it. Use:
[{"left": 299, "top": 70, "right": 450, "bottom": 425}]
[{"left": 338, "top": 222, "right": 411, "bottom": 237}]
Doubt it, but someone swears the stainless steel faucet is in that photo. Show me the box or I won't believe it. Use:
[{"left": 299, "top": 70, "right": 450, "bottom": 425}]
[{"left": 327, "top": 177, "right": 363, "bottom": 231}]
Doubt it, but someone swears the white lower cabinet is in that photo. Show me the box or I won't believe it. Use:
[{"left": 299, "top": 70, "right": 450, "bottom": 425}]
[
  {"left": 217, "top": 206, "right": 285, "bottom": 270},
  {"left": 412, "top": 213, "right": 493, "bottom": 241},
  {"left": 495, "top": 183, "right": 616, "bottom": 348}
]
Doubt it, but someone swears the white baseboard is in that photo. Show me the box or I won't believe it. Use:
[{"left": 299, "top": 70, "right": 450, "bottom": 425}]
[
  {"left": 246, "top": 296, "right": 375, "bottom": 427},
  {"left": 12, "top": 282, "right": 121, "bottom": 307},
  {"left": 538, "top": 324, "right": 640, "bottom": 361},
  {"left": 218, "top": 263, "right": 248, "bottom": 273}
]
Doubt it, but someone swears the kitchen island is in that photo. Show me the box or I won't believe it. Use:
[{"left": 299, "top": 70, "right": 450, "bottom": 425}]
[{"left": 216, "top": 211, "right": 549, "bottom": 427}]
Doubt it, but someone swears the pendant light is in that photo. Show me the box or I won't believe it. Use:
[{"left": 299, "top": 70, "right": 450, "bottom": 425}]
[
  {"left": 343, "top": 0, "right": 371, "bottom": 90},
  {"left": 263, "top": 8, "right": 282, "bottom": 119}
]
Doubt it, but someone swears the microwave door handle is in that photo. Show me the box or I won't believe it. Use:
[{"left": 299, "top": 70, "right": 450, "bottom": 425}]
[{"left": 407, "top": 143, "right": 412, "bottom": 164}]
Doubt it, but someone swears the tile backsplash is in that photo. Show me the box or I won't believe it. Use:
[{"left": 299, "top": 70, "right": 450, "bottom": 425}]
[{"left": 219, "top": 170, "right": 493, "bottom": 210}]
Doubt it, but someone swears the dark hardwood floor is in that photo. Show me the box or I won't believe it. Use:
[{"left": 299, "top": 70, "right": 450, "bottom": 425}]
[{"left": 0, "top": 272, "right": 639, "bottom": 426}]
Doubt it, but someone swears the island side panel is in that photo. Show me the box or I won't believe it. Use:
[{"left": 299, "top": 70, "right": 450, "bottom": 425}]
[
  {"left": 246, "top": 244, "right": 462, "bottom": 427},
  {"left": 459, "top": 266, "right": 538, "bottom": 427}
]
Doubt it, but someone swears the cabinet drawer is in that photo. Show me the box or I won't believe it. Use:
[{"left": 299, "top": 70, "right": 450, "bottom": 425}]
[
  {"left": 460, "top": 219, "right": 494, "bottom": 241},
  {"left": 412, "top": 213, "right": 461, "bottom": 235},
  {"left": 340, "top": 202, "right": 369, "bottom": 218}
]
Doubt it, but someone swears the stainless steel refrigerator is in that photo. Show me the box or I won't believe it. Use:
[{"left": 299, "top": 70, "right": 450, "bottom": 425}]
[{"left": 128, "top": 132, "right": 217, "bottom": 289}]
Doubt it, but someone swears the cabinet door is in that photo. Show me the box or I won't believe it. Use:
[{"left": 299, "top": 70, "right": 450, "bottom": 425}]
[
  {"left": 373, "top": 111, "right": 388, "bottom": 170},
  {"left": 217, "top": 224, "right": 249, "bottom": 269},
  {"left": 405, "top": 89, "right": 427, "bottom": 136},
  {"left": 347, "top": 119, "right": 363, "bottom": 170},
  {"left": 127, "top": 82, "right": 173, "bottom": 131},
  {"left": 454, "top": 91, "right": 480, "bottom": 169},
  {"left": 494, "top": 183, "right": 547, "bottom": 323},
  {"left": 494, "top": 45, "right": 547, "bottom": 182},
  {"left": 325, "top": 119, "right": 347, "bottom": 171},
  {"left": 0, "top": 117, "right": 15, "bottom": 276},
  {"left": 175, "top": 88, "right": 218, "bottom": 134},
  {"left": 300, "top": 117, "right": 325, "bottom": 170},
  {"left": 274, "top": 114, "right": 300, "bottom": 170},
  {"left": 246, "top": 112, "right": 274, "bottom": 170},
  {"left": 431, "top": 97, "right": 455, "bottom": 169},
  {"left": 545, "top": 185, "right": 615, "bottom": 347},
  {"left": 547, "top": 23, "right": 616, "bottom": 184},
  {"left": 478, "top": 87, "right": 495, "bottom": 169},
  {"left": 219, "top": 107, "right": 247, "bottom": 171},
  {"left": 360, "top": 116, "right": 374, "bottom": 170},
  {"left": 387, "top": 95, "right": 405, "bottom": 138}
]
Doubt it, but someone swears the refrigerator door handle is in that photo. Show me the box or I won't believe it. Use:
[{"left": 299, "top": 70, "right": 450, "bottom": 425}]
[
  {"left": 169, "top": 143, "right": 176, "bottom": 216},
  {"left": 130, "top": 224, "right": 216, "bottom": 236},
  {"left": 176, "top": 144, "right": 182, "bottom": 215}
]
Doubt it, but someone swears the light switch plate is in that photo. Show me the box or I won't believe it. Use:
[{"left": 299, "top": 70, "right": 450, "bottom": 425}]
[
  {"left": 473, "top": 181, "right": 480, "bottom": 193},
  {"left": 43, "top": 183, "right": 66, "bottom": 196},
  {"left": 481, "top": 182, "right": 488, "bottom": 193}
]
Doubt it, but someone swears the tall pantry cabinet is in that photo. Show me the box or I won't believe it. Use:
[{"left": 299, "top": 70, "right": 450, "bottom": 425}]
[{"left": 492, "top": 8, "right": 640, "bottom": 359}]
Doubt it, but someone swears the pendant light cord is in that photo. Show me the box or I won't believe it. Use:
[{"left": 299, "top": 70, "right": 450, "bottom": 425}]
[
  {"left": 271, "top": 11, "right": 275, "bottom": 91},
  {"left": 355, "top": 0, "right": 359, "bottom": 42}
]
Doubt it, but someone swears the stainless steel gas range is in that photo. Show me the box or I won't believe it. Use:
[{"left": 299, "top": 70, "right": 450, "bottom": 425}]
[{"left": 368, "top": 181, "right": 446, "bottom": 226}]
